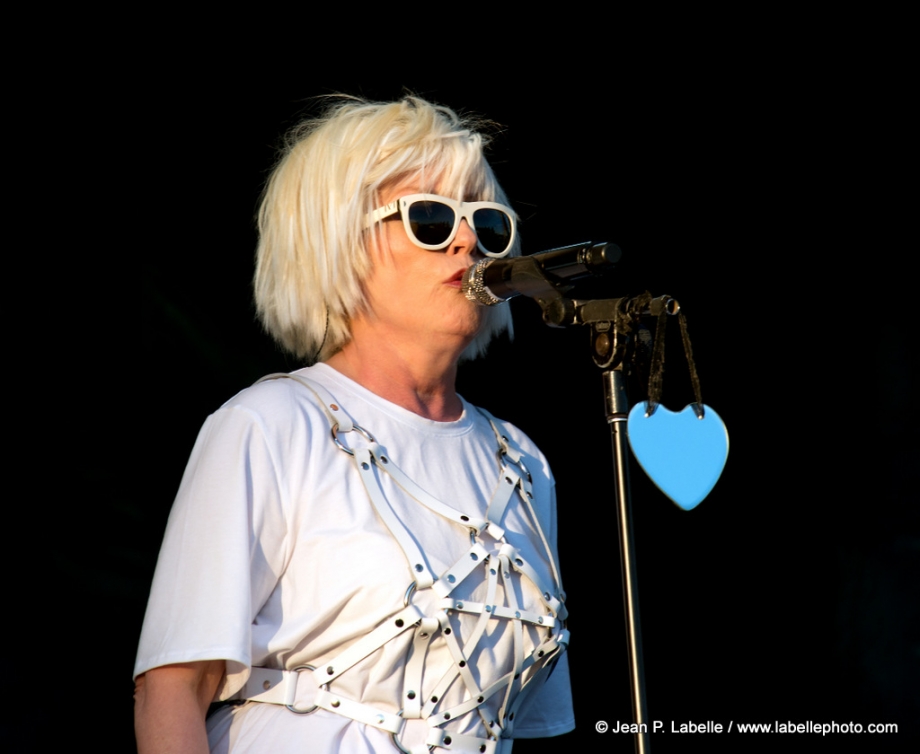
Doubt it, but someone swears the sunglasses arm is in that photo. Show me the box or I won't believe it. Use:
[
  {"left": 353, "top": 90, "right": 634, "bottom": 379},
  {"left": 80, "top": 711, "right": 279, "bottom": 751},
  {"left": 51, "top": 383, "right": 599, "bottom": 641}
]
[{"left": 364, "top": 200, "right": 400, "bottom": 228}]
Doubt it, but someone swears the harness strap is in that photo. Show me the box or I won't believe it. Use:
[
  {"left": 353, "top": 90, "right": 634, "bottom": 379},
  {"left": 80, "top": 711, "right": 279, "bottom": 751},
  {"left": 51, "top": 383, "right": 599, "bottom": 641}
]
[
  {"left": 440, "top": 598, "right": 555, "bottom": 628},
  {"left": 247, "top": 372, "right": 568, "bottom": 751},
  {"left": 375, "top": 443, "right": 491, "bottom": 534},
  {"left": 354, "top": 445, "right": 436, "bottom": 589},
  {"left": 319, "top": 605, "right": 424, "bottom": 684},
  {"left": 257, "top": 372, "right": 355, "bottom": 433},
  {"left": 431, "top": 542, "right": 490, "bottom": 599},
  {"left": 402, "top": 617, "right": 439, "bottom": 718},
  {"left": 238, "top": 604, "right": 423, "bottom": 706}
]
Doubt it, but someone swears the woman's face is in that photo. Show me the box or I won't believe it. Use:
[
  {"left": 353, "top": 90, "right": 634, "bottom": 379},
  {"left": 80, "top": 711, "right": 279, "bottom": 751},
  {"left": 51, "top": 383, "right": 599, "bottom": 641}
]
[{"left": 358, "top": 179, "right": 486, "bottom": 357}]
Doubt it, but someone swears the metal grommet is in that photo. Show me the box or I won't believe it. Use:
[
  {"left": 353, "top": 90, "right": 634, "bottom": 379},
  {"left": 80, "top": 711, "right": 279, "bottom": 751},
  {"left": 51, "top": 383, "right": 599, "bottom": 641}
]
[
  {"left": 284, "top": 664, "right": 319, "bottom": 715},
  {"left": 330, "top": 422, "right": 375, "bottom": 455}
]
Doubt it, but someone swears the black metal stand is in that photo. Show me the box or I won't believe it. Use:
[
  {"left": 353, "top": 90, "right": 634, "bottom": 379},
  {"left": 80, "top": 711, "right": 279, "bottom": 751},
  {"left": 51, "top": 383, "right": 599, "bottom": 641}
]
[
  {"left": 529, "top": 283, "right": 679, "bottom": 754},
  {"left": 475, "top": 241, "right": 680, "bottom": 753},
  {"left": 605, "top": 368, "right": 649, "bottom": 754}
]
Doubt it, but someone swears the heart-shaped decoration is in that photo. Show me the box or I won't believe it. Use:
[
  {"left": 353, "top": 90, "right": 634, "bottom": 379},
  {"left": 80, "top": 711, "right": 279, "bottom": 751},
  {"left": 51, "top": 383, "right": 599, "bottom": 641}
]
[{"left": 627, "top": 402, "right": 729, "bottom": 510}]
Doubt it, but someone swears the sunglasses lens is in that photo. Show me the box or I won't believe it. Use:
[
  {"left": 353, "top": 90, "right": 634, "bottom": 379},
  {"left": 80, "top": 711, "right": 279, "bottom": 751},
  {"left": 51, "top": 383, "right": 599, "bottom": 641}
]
[
  {"left": 473, "top": 208, "right": 513, "bottom": 255},
  {"left": 408, "top": 200, "right": 455, "bottom": 247}
]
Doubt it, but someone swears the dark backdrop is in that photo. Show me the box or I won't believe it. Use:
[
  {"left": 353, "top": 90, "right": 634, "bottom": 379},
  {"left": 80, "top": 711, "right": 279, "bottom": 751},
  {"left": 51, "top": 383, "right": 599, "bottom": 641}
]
[{"left": 26, "top": 69, "right": 915, "bottom": 753}]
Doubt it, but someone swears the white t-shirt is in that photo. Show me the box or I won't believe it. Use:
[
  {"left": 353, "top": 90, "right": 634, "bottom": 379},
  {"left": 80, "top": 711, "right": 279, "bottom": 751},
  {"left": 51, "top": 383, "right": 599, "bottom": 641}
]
[{"left": 135, "top": 364, "right": 574, "bottom": 752}]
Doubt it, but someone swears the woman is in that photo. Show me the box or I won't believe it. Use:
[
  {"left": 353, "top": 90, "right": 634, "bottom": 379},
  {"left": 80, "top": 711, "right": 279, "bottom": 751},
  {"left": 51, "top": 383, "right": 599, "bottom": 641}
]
[{"left": 134, "top": 96, "right": 574, "bottom": 753}]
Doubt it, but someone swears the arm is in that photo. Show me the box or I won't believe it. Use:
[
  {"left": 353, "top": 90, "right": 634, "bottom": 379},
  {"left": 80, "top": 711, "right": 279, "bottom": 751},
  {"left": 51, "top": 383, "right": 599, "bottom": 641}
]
[{"left": 134, "top": 660, "right": 225, "bottom": 754}]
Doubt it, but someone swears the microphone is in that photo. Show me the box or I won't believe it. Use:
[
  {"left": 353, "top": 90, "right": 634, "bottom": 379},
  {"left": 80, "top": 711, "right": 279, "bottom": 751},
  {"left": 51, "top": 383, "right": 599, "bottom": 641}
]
[{"left": 462, "top": 242, "right": 621, "bottom": 306}]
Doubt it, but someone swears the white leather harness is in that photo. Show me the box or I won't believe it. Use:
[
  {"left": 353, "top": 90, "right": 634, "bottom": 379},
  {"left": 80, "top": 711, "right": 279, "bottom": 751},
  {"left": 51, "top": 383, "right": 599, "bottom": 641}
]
[{"left": 237, "top": 373, "right": 569, "bottom": 753}]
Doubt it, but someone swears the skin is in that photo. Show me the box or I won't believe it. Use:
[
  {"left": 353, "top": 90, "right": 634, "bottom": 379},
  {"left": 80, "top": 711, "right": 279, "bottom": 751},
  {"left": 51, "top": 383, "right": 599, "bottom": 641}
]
[
  {"left": 134, "top": 179, "right": 487, "bottom": 750},
  {"left": 134, "top": 660, "right": 224, "bottom": 754},
  {"left": 327, "top": 179, "right": 486, "bottom": 421}
]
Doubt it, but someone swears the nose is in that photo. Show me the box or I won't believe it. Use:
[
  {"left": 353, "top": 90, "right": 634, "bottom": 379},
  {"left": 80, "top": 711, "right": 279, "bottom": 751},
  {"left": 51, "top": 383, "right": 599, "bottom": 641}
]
[{"left": 449, "top": 218, "right": 480, "bottom": 256}]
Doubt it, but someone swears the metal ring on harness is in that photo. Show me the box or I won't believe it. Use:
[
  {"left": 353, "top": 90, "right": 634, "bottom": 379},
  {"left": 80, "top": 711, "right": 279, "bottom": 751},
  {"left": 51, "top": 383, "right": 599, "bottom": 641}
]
[
  {"left": 331, "top": 423, "right": 375, "bottom": 455},
  {"left": 403, "top": 581, "right": 417, "bottom": 607},
  {"left": 517, "top": 457, "right": 532, "bottom": 483},
  {"left": 284, "top": 665, "right": 321, "bottom": 715},
  {"left": 392, "top": 714, "right": 436, "bottom": 754}
]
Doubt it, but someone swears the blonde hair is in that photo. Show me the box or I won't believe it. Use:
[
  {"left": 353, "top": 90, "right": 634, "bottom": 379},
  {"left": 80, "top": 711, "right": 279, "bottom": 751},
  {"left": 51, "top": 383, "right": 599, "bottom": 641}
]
[{"left": 254, "top": 96, "right": 518, "bottom": 362}]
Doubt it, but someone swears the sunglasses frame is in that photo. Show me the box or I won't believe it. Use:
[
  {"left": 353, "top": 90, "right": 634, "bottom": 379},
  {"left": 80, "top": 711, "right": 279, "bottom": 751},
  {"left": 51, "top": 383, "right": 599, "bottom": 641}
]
[{"left": 365, "top": 193, "right": 516, "bottom": 258}]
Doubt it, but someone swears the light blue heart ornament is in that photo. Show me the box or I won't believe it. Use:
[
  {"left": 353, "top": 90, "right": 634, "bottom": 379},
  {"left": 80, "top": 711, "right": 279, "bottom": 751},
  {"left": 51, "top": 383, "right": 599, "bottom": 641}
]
[{"left": 627, "top": 403, "right": 729, "bottom": 510}]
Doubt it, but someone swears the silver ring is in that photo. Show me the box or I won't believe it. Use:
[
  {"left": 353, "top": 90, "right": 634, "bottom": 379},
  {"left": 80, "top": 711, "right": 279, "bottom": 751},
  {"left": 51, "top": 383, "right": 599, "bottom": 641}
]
[
  {"left": 391, "top": 714, "right": 435, "bottom": 753},
  {"left": 331, "top": 423, "right": 375, "bottom": 455},
  {"left": 284, "top": 665, "right": 320, "bottom": 715},
  {"left": 517, "top": 457, "right": 531, "bottom": 483},
  {"left": 403, "top": 581, "right": 417, "bottom": 607}
]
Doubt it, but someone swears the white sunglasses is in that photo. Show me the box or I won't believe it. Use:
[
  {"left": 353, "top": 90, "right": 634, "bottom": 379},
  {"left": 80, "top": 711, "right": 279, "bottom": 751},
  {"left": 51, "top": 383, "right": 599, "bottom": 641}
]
[{"left": 365, "top": 193, "right": 516, "bottom": 258}]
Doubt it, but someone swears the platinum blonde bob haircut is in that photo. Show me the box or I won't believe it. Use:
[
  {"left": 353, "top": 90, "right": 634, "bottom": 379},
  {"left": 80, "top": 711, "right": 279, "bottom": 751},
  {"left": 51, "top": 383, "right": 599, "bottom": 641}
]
[{"left": 254, "top": 96, "right": 519, "bottom": 362}]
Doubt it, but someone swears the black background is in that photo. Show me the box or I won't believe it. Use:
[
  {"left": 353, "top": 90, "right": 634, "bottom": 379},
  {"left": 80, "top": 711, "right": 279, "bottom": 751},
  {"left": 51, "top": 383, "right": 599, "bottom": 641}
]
[{"left": 23, "top": 54, "right": 916, "bottom": 753}]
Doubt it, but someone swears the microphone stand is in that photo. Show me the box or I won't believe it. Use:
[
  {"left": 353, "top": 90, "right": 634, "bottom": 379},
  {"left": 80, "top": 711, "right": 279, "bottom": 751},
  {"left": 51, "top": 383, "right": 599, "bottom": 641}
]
[{"left": 524, "top": 266, "right": 679, "bottom": 754}]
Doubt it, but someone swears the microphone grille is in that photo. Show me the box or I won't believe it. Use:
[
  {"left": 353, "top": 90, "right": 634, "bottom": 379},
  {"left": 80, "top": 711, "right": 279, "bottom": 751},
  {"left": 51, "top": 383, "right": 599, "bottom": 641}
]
[{"left": 461, "top": 260, "right": 505, "bottom": 306}]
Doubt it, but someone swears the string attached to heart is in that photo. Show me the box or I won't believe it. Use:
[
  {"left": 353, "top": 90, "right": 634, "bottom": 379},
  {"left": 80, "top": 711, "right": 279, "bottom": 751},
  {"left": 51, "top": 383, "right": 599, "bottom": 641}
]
[
  {"left": 627, "top": 301, "right": 728, "bottom": 510},
  {"left": 646, "top": 305, "right": 704, "bottom": 419}
]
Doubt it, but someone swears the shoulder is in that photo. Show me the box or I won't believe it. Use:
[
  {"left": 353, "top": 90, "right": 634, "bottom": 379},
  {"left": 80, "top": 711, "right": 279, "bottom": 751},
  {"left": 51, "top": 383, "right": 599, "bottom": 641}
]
[{"left": 213, "top": 366, "right": 341, "bottom": 434}]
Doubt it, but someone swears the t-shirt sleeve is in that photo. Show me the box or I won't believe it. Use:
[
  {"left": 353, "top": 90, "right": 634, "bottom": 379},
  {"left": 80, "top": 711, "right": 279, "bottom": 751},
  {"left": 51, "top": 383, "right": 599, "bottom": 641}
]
[
  {"left": 133, "top": 403, "right": 289, "bottom": 700},
  {"left": 512, "top": 650, "right": 576, "bottom": 737}
]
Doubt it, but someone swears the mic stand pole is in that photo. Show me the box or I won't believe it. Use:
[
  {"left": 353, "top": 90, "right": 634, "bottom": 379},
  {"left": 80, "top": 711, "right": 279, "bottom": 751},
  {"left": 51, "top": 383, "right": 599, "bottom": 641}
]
[
  {"left": 534, "top": 292, "right": 679, "bottom": 754},
  {"left": 604, "top": 363, "right": 649, "bottom": 754}
]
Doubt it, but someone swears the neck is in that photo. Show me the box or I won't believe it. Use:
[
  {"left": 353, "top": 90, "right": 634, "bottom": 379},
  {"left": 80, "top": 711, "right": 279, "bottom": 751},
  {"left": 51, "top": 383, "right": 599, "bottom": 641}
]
[{"left": 325, "top": 323, "right": 466, "bottom": 422}]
